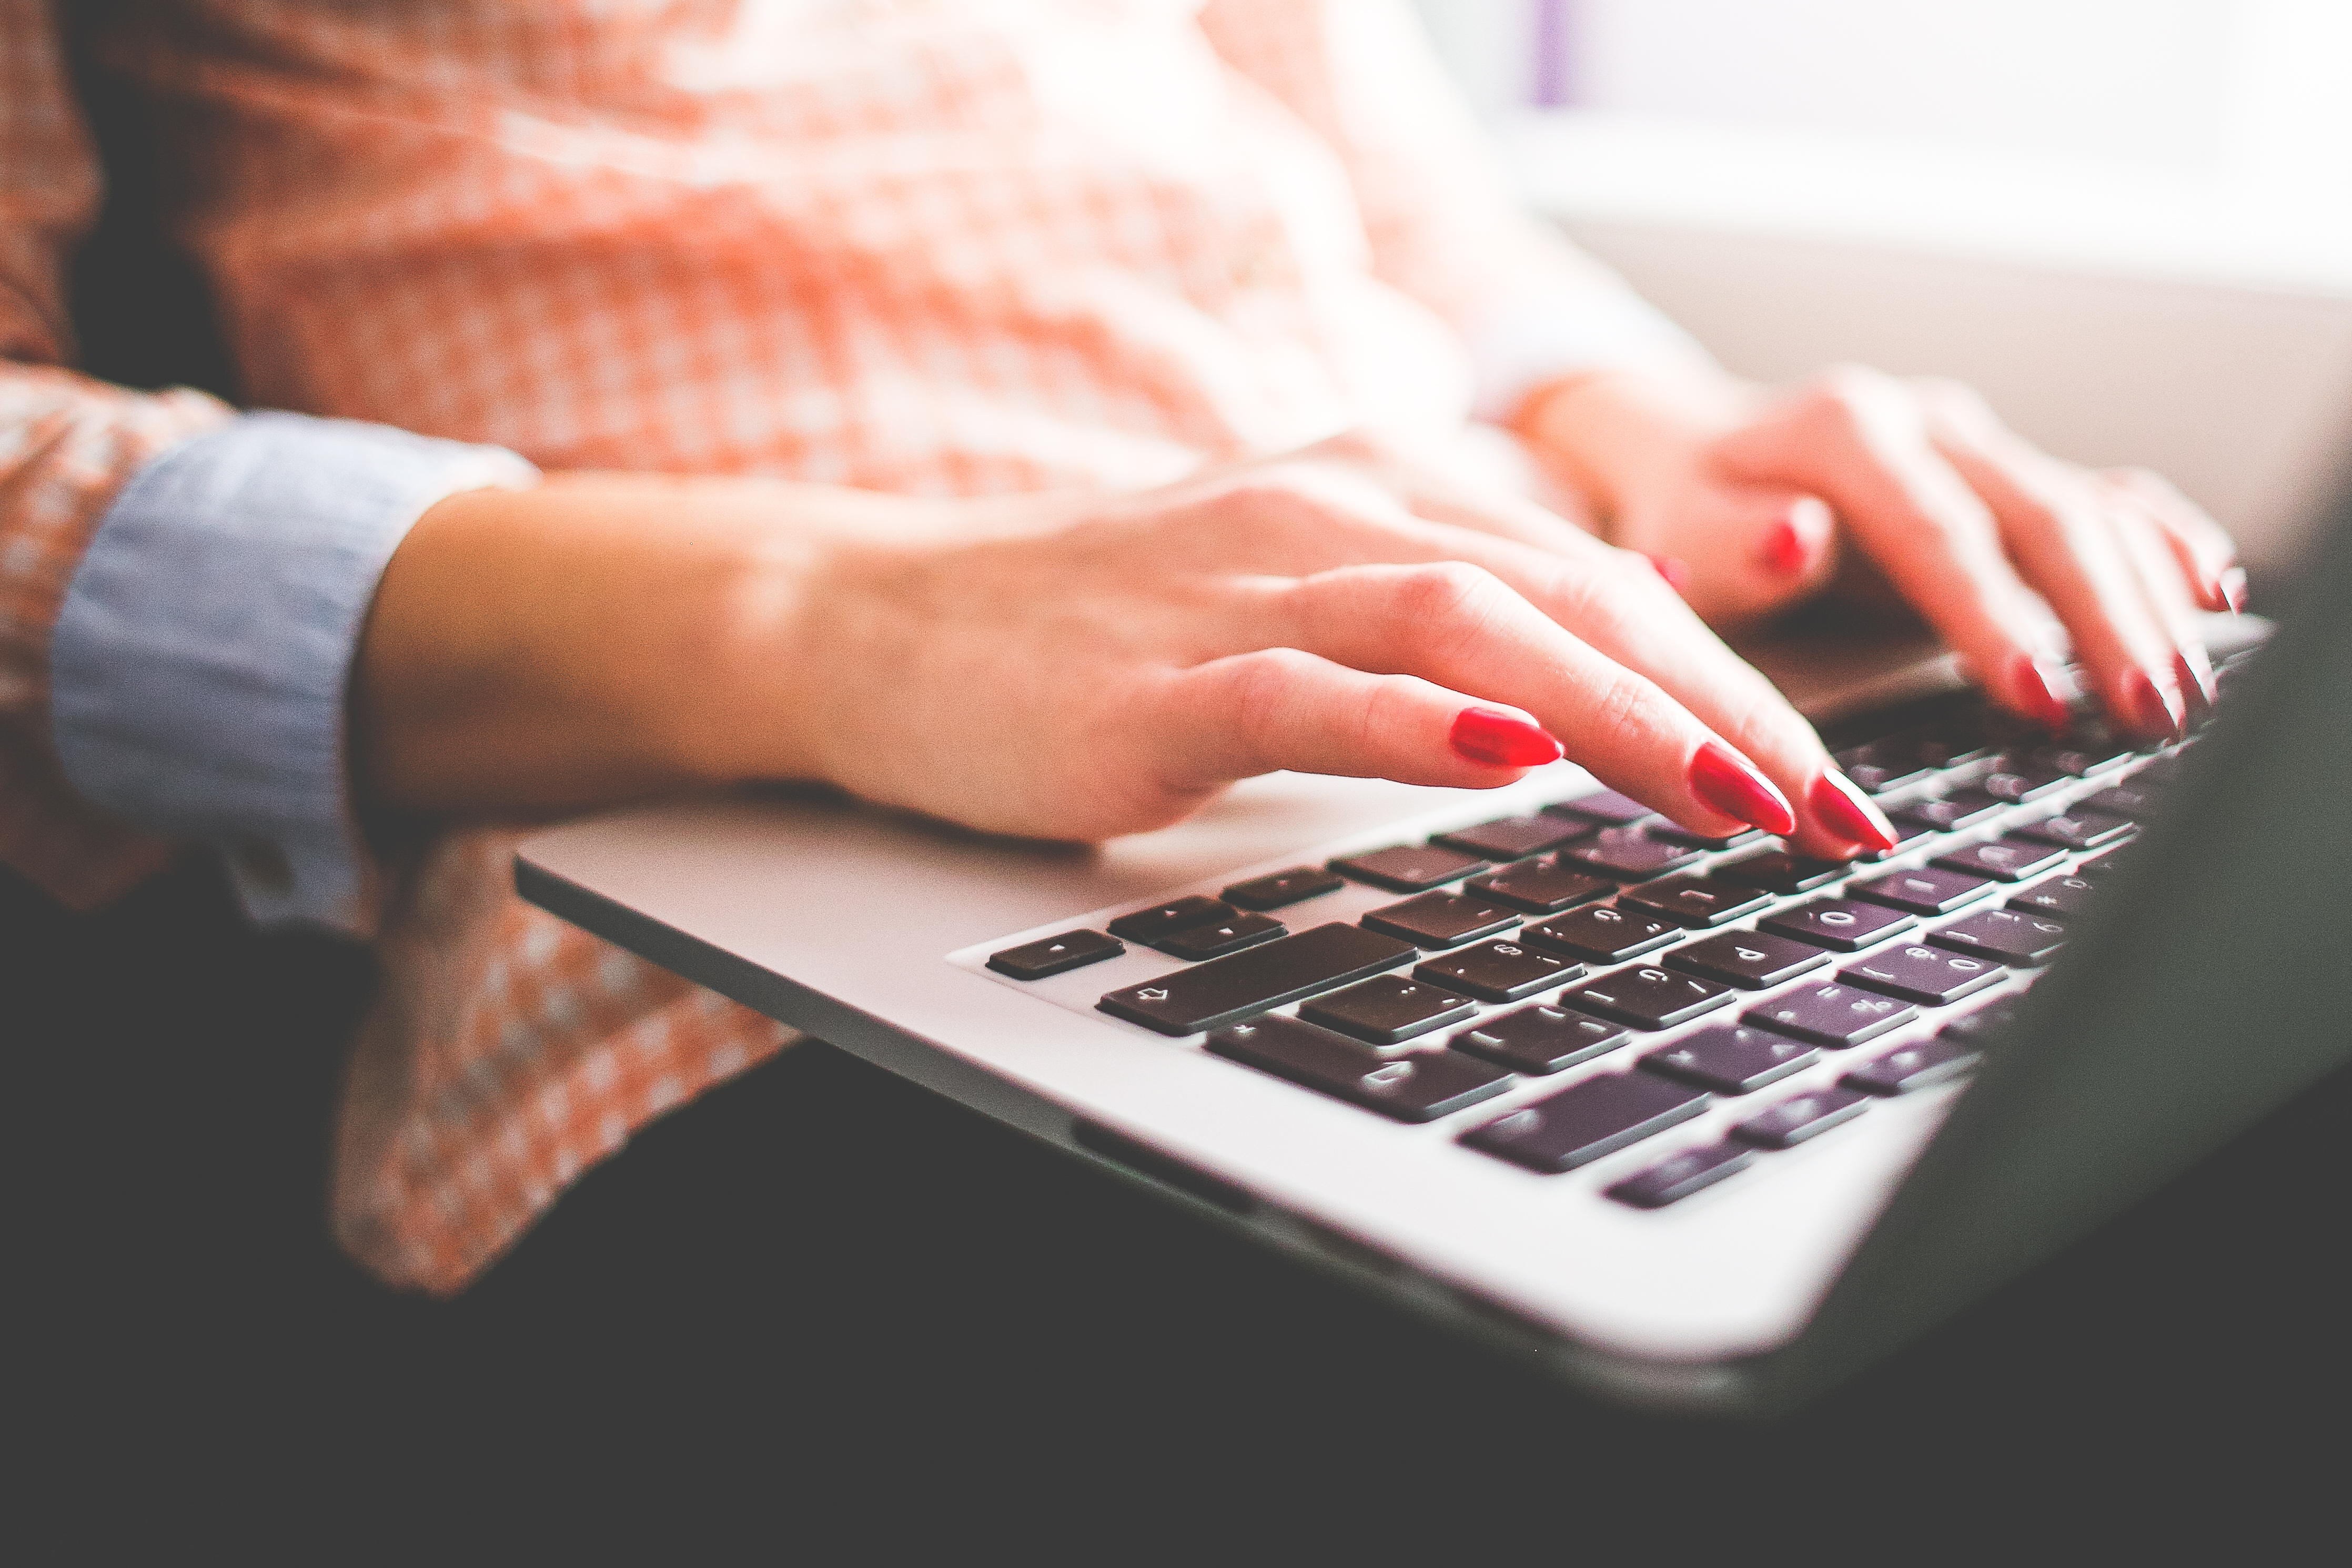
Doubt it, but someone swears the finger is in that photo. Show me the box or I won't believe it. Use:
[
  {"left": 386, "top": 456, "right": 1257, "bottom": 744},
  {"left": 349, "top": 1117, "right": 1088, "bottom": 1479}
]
[
  {"left": 1925, "top": 419, "right": 2186, "bottom": 739},
  {"left": 2104, "top": 466, "right": 2243, "bottom": 613},
  {"left": 1472, "top": 543, "right": 1896, "bottom": 858},
  {"left": 1263, "top": 560, "right": 1824, "bottom": 844},
  {"left": 2106, "top": 484, "right": 2218, "bottom": 710},
  {"left": 1713, "top": 369, "right": 2070, "bottom": 730},
  {"left": 1150, "top": 467, "right": 1896, "bottom": 855},
  {"left": 1147, "top": 648, "right": 1561, "bottom": 792}
]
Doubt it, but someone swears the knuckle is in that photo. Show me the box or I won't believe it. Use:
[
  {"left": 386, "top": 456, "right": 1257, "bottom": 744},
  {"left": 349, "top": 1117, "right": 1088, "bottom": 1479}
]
[
  {"left": 1223, "top": 648, "right": 1315, "bottom": 757},
  {"left": 1390, "top": 560, "right": 1517, "bottom": 660}
]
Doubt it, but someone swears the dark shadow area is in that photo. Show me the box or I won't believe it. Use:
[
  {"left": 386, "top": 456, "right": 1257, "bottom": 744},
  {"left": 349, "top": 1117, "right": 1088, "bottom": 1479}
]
[
  {"left": 58, "top": 1, "right": 239, "bottom": 401},
  {"left": 10, "top": 854, "right": 2344, "bottom": 1552}
]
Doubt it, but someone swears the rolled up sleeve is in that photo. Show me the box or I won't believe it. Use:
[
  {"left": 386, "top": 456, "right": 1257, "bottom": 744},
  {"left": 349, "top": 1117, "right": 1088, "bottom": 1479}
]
[{"left": 51, "top": 410, "right": 536, "bottom": 932}]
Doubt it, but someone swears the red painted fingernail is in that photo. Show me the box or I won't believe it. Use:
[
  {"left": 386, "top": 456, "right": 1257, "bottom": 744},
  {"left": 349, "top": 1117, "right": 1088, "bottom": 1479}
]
[
  {"left": 1450, "top": 706, "right": 1563, "bottom": 768},
  {"left": 2217, "top": 566, "right": 2248, "bottom": 615},
  {"left": 2006, "top": 653, "right": 2073, "bottom": 730},
  {"left": 2177, "top": 644, "right": 2218, "bottom": 709},
  {"left": 1688, "top": 741, "right": 1796, "bottom": 835},
  {"left": 1809, "top": 772, "right": 1898, "bottom": 853},
  {"left": 2120, "top": 666, "right": 2186, "bottom": 739},
  {"left": 1762, "top": 517, "right": 1806, "bottom": 575},
  {"left": 1644, "top": 554, "right": 1691, "bottom": 595}
]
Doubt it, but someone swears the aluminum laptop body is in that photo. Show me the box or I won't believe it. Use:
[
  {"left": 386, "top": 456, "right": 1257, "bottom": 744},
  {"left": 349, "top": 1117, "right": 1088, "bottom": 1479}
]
[{"left": 514, "top": 511, "right": 2345, "bottom": 1416}]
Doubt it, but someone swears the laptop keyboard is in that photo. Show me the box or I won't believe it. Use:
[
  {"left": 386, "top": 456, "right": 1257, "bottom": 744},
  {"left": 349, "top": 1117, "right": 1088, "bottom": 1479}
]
[{"left": 980, "top": 653, "right": 2254, "bottom": 1211}]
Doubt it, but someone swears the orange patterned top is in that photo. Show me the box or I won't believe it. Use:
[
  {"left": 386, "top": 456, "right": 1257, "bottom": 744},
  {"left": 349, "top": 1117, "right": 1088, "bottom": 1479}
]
[{"left": 1, "top": 0, "right": 1683, "bottom": 1292}]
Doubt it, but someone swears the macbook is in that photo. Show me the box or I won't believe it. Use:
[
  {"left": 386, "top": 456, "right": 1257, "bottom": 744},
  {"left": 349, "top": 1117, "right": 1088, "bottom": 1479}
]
[{"left": 514, "top": 509, "right": 2340, "bottom": 1414}]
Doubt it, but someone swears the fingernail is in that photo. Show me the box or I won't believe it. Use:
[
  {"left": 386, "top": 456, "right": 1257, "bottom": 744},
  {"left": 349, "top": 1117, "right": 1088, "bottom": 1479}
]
[
  {"left": 1644, "top": 554, "right": 1691, "bottom": 595},
  {"left": 1450, "top": 706, "right": 1563, "bottom": 768},
  {"left": 1762, "top": 518, "right": 1806, "bottom": 575},
  {"left": 2217, "top": 566, "right": 2248, "bottom": 615},
  {"left": 2120, "top": 666, "right": 2186, "bottom": 739},
  {"left": 1688, "top": 741, "right": 1797, "bottom": 835},
  {"left": 2006, "top": 653, "right": 2073, "bottom": 730},
  {"left": 1809, "top": 772, "right": 1898, "bottom": 853},
  {"left": 2176, "top": 643, "right": 2218, "bottom": 709}
]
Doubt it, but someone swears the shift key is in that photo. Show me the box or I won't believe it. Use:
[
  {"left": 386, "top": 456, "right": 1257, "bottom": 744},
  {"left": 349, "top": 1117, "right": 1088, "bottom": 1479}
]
[{"left": 1098, "top": 923, "right": 1416, "bottom": 1036}]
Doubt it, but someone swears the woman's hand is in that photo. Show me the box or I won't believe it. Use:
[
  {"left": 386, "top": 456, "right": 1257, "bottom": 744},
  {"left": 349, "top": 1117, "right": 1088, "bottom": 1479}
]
[
  {"left": 1520, "top": 365, "right": 2242, "bottom": 739},
  {"left": 359, "top": 453, "right": 1900, "bottom": 858}
]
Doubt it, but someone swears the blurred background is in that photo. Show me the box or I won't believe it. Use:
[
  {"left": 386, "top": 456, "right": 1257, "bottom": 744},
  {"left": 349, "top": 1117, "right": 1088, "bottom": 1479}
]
[{"left": 1414, "top": 0, "right": 2352, "bottom": 592}]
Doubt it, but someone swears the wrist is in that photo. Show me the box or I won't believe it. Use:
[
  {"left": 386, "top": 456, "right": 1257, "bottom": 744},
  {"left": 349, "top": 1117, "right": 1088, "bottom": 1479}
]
[{"left": 1514, "top": 366, "right": 1755, "bottom": 536}]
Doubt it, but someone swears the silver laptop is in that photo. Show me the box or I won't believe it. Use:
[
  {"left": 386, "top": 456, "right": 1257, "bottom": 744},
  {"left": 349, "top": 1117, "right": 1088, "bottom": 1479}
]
[{"left": 514, "top": 513, "right": 2341, "bottom": 1417}]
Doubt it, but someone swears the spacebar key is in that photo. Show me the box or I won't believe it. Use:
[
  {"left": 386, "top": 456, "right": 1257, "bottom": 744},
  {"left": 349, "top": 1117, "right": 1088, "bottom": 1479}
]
[{"left": 1098, "top": 923, "right": 1417, "bottom": 1036}]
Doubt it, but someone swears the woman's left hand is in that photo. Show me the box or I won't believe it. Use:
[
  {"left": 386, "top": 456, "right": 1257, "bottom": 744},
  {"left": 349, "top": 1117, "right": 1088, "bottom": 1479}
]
[{"left": 1518, "top": 364, "right": 2243, "bottom": 740}]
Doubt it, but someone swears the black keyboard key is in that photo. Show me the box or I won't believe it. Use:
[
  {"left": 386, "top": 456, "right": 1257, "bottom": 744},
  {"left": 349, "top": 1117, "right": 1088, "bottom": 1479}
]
[
  {"left": 2081, "top": 782, "right": 2162, "bottom": 819},
  {"left": 1854, "top": 818, "right": 1937, "bottom": 862},
  {"left": 1432, "top": 814, "right": 1591, "bottom": 860},
  {"left": 1891, "top": 791, "right": 2006, "bottom": 833},
  {"left": 1519, "top": 904, "right": 1681, "bottom": 964},
  {"left": 1097, "top": 923, "right": 1416, "bottom": 1036},
  {"left": 1933, "top": 836, "right": 2065, "bottom": 883},
  {"left": 1941, "top": 993, "right": 2024, "bottom": 1045},
  {"left": 1153, "top": 913, "right": 1286, "bottom": 961},
  {"left": 1833, "top": 742, "right": 1930, "bottom": 795},
  {"left": 1299, "top": 974, "right": 1478, "bottom": 1044},
  {"left": 987, "top": 929, "right": 1124, "bottom": 980},
  {"left": 1360, "top": 891, "right": 1518, "bottom": 949},
  {"left": 1976, "top": 760, "right": 2070, "bottom": 803},
  {"left": 1641, "top": 1025, "right": 1819, "bottom": 1095},
  {"left": 1107, "top": 896, "right": 1234, "bottom": 944},
  {"left": 1744, "top": 981, "right": 1916, "bottom": 1047},
  {"left": 1666, "top": 931, "right": 1832, "bottom": 989},
  {"left": 1460, "top": 1073, "right": 1709, "bottom": 1172},
  {"left": 1617, "top": 874, "right": 1773, "bottom": 929},
  {"left": 1208, "top": 1016, "right": 1511, "bottom": 1123},
  {"left": 1643, "top": 821, "right": 1765, "bottom": 851},
  {"left": 1732, "top": 1086, "right": 1871, "bottom": 1149},
  {"left": 2008, "top": 874, "right": 2096, "bottom": 921},
  {"left": 1414, "top": 938, "right": 1583, "bottom": 1003},
  {"left": 1759, "top": 896, "right": 1916, "bottom": 952},
  {"left": 1449, "top": 1005, "right": 1629, "bottom": 1074},
  {"left": 2013, "top": 809, "right": 2133, "bottom": 851},
  {"left": 2076, "top": 844, "right": 2132, "bottom": 879},
  {"left": 1931, "top": 907, "right": 2067, "bottom": 967},
  {"left": 1844, "top": 1036, "right": 1981, "bottom": 1096},
  {"left": 1607, "top": 1144, "right": 1755, "bottom": 1208},
  {"left": 1461, "top": 857, "right": 1612, "bottom": 915},
  {"left": 1330, "top": 844, "right": 1489, "bottom": 893},
  {"left": 1546, "top": 788, "right": 1654, "bottom": 826},
  {"left": 1885, "top": 722, "right": 2000, "bottom": 771},
  {"left": 1851, "top": 866, "right": 1996, "bottom": 916},
  {"left": 1717, "top": 850, "right": 1846, "bottom": 894},
  {"left": 2027, "top": 737, "right": 2134, "bottom": 777},
  {"left": 1223, "top": 866, "right": 1346, "bottom": 912},
  {"left": 1841, "top": 944, "right": 2009, "bottom": 1007},
  {"left": 1558, "top": 826, "right": 1703, "bottom": 881},
  {"left": 1564, "top": 965, "right": 1738, "bottom": 1030}
]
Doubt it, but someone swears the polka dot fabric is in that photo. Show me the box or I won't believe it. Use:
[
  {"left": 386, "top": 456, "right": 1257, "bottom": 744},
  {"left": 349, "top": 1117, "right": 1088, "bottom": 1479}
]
[{"left": 4, "top": 0, "right": 1659, "bottom": 1292}]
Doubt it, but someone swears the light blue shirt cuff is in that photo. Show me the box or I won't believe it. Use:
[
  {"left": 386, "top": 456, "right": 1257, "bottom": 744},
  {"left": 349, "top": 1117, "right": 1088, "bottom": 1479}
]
[{"left": 52, "top": 411, "right": 537, "bottom": 932}]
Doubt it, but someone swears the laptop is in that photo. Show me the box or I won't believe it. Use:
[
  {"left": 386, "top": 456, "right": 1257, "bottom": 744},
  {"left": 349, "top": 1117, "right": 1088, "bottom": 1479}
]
[{"left": 513, "top": 506, "right": 2347, "bottom": 1417}]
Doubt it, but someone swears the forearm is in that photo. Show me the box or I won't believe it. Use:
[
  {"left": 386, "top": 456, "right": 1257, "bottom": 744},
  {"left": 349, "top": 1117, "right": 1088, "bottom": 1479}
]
[{"left": 354, "top": 473, "right": 1069, "bottom": 817}]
